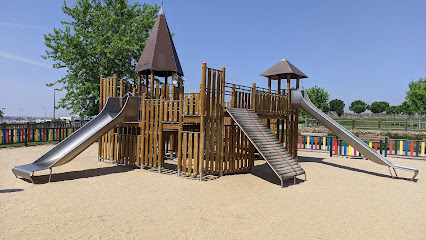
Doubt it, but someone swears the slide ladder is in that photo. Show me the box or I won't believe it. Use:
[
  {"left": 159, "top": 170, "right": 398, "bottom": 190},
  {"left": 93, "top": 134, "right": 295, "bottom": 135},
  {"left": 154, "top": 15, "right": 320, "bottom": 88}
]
[{"left": 226, "top": 108, "right": 305, "bottom": 186}]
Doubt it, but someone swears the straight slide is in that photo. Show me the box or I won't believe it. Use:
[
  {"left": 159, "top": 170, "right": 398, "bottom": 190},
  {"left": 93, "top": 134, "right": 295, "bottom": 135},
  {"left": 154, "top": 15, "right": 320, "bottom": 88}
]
[
  {"left": 290, "top": 89, "right": 419, "bottom": 180},
  {"left": 12, "top": 96, "right": 139, "bottom": 183},
  {"left": 226, "top": 107, "right": 305, "bottom": 187}
]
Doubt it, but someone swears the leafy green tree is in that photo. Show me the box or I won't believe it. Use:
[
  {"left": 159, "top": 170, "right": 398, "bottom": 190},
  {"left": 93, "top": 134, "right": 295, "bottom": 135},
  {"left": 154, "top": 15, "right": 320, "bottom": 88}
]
[
  {"left": 399, "top": 101, "right": 414, "bottom": 115},
  {"left": 386, "top": 105, "right": 399, "bottom": 115},
  {"left": 329, "top": 98, "right": 345, "bottom": 116},
  {"left": 329, "top": 99, "right": 345, "bottom": 112},
  {"left": 335, "top": 108, "right": 344, "bottom": 117},
  {"left": 43, "top": 0, "right": 159, "bottom": 116},
  {"left": 349, "top": 100, "right": 367, "bottom": 114},
  {"left": 405, "top": 77, "right": 426, "bottom": 117},
  {"left": 0, "top": 110, "right": 3, "bottom": 118},
  {"left": 368, "top": 101, "right": 389, "bottom": 114},
  {"left": 305, "top": 85, "right": 330, "bottom": 112}
]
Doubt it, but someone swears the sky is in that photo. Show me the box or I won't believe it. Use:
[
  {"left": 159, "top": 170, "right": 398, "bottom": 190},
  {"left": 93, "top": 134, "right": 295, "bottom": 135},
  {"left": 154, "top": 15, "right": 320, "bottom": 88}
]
[{"left": 0, "top": 0, "right": 425, "bottom": 117}]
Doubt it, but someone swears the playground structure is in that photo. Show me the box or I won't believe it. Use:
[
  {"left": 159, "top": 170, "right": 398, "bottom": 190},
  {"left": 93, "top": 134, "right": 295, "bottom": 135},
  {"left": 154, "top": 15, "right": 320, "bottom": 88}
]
[{"left": 12, "top": 7, "right": 418, "bottom": 185}]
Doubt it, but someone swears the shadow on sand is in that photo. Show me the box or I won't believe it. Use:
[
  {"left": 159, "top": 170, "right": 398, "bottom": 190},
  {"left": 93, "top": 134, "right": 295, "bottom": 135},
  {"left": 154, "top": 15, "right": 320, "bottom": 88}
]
[
  {"left": 298, "top": 155, "right": 416, "bottom": 181},
  {"left": 0, "top": 188, "right": 24, "bottom": 193},
  {"left": 30, "top": 165, "right": 136, "bottom": 184},
  {"left": 252, "top": 160, "right": 306, "bottom": 188}
]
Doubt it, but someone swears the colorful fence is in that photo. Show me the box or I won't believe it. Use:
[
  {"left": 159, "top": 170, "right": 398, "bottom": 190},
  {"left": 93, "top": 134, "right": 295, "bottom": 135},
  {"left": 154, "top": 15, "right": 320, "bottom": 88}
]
[
  {"left": 298, "top": 135, "right": 426, "bottom": 158},
  {"left": 0, "top": 127, "right": 79, "bottom": 146}
]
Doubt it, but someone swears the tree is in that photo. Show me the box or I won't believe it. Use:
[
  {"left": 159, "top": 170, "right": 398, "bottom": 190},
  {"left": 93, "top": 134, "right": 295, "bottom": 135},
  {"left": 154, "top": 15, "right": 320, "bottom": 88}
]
[
  {"left": 349, "top": 100, "right": 367, "bottom": 114},
  {"left": 399, "top": 101, "right": 414, "bottom": 115},
  {"left": 329, "top": 99, "right": 345, "bottom": 112},
  {"left": 368, "top": 101, "right": 389, "bottom": 114},
  {"left": 305, "top": 85, "right": 330, "bottom": 112},
  {"left": 43, "top": 0, "right": 159, "bottom": 116},
  {"left": 329, "top": 98, "right": 345, "bottom": 116},
  {"left": 0, "top": 110, "right": 3, "bottom": 118},
  {"left": 336, "top": 108, "right": 344, "bottom": 117},
  {"left": 405, "top": 77, "right": 426, "bottom": 117},
  {"left": 386, "top": 105, "right": 399, "bottom": 115}
]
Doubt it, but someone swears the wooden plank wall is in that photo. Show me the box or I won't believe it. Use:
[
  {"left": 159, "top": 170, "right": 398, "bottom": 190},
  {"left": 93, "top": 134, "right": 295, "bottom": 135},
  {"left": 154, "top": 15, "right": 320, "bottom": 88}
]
[
  {"left": 138, "top": 98, "right": 164, "bottom": 168},
  {"left": 202, "top": 67, "right": 225, "bottom": 175},
  {"left": 98, "top": 75, "right": 137, "bottom": 163},
  {"left": 223, "top": 124, "right": 255, "bottom": 173},
  {"left": 180, "top": 131, "right": 200, "bottom": 176}
]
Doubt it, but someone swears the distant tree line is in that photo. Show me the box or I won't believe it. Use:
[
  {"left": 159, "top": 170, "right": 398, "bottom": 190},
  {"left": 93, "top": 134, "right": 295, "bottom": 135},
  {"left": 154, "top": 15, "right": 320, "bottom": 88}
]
[{"left": 303, "top": 77, "right": 425, "bottom": 118}]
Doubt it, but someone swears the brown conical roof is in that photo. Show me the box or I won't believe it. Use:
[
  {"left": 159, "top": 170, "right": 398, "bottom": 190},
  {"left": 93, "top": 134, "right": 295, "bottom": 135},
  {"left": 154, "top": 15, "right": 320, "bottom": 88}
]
[
  {"left": 260, "top": 59, "right": 307, "bottom": 79},
  {"left": 135, "top": 7, "right": 183, "bottom": 77}
]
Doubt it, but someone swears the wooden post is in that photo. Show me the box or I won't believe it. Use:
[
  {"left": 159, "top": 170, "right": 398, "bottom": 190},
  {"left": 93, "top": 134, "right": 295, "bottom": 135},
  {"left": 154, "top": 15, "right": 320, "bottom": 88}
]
[
  {"left": 145, "top": 73, "right": 149, "bottom": 93},
  {"left": 231, "top": 84, "right": 236, "bottom": 108},
  {"left": 177, "top": 87, "right": 183, "bottom": 175},
  {"left": 286, "top": 75, "right": 291, "bottom": 151},
  {"left": 158, "top": 97, "right": 164, "bottom": 171},
  {"left": 219, "top": 67, "right": 226, "bottom": 176},
  {"left": 140, "top": 94, "right": 146, "bottom": 167},
  {"left": 137, "top": 72, "right": 141, "bottom": 94},
  {"left": 199, "top": 63, "right": 207, "bottom": 180},
  {"left": 150, "top": 71, "right": 155, "bottom": 98},
  {"left": 277, "top": 77, "right": 281, "bottom": 139},
  {"left": 267, "top": 77, "right": 271, "bottom": 128},
  {"left": 294, "top": 77, "right": 299, "bottom": 159},
  {"left": 252, "top": 83, "right": 256, "bottom": 111}
]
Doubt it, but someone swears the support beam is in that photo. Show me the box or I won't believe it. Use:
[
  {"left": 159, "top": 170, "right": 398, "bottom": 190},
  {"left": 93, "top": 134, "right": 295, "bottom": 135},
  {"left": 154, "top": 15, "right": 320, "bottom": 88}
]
[
  {"left": 294, "top": 77, "right": 300, "bottom": 159},
  {"left": 267, "top": 77, "right": 271, "bottom": 128},
  {"left": 286, "top": 75, "right": 291, "bottom": 151},
  {"left": 277, "top": 77, "right": 281, "bottom": 140},
  {"left": 150, "top": 71, "right": 155, "bottom": 98},
  {"left": 199, "top": 63, "right": 207, "bottom": 181}
]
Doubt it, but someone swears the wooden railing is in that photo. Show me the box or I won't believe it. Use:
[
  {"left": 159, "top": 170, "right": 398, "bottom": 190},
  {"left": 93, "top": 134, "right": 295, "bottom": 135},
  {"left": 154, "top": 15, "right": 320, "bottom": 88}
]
[
  {"left": 224, "top": 82, "right": 287, "bottom": 115},
  {"left": 183, "top": 93, "right": 201, "bottom": 116}
]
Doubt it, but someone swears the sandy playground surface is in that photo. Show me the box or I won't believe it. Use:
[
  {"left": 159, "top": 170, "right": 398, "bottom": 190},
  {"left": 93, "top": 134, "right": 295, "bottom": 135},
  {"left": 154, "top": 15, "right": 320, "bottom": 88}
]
[{"left": 0, "top": 143, "right": 425, "bottom": 240}]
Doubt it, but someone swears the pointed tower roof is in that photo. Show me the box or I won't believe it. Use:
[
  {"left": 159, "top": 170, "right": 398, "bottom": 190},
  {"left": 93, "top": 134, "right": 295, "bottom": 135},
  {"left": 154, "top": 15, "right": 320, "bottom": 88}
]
[
  {"left": 135, "top": 7, "right": 183, "bottom": 77},
  {"left": 260, "top": 59, "right": 307, "bottom": 79}
]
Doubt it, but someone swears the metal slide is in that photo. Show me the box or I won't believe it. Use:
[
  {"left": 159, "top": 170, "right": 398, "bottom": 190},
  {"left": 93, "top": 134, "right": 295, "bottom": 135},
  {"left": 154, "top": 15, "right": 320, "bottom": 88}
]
[
  {"left": 226, "top": 108, "right": 305, "bottom": 186},
  {"left": 291, "top": 89, "right": 419, "bottom": 181},
  {"left": 12, "top": 96, "right": 139, "bottom": 183}
]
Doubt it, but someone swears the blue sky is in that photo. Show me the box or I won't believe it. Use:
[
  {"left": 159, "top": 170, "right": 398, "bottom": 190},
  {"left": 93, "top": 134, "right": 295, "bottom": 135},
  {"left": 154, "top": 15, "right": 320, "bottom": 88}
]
[{"left": 0, "top": 0, "right": 425, "bottom": 117}]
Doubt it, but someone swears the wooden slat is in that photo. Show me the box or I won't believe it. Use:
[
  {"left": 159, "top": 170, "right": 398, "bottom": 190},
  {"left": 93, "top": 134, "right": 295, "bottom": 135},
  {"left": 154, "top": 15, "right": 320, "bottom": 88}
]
[
  {"left": 149, "top": 101, "right": 154, "bottom": 167},
  {"left": 153, "top": 101, "right": 159, "bottom": 167},
  {"left": 136, "top": 135, "right": 141, "bottom": 166},
  {"left": 188, "top": 132, "right": 193, "bottom": 175},
  {"left": 159, "top": 98, "right": 164, "bottom": 168},
  {"left": 173, "top": 102, "right": 178, "bottom": 122},
  {"left": 182, "top": 132, "right": 188, "bottom": 174},
  {"left": 184, "top": 94, "right": 189, "bottom": 115},
  {"left": 193, "top": 133, "right": 199, "bottom": 176}
]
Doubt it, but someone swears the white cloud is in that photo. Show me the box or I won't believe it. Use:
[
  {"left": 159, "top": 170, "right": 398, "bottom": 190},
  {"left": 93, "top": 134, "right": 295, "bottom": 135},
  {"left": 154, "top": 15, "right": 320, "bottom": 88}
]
[
  {"left": 0, "top": 21, "right": 51, "bottom": 30},
  {"left": 0, "top": 51, "right": 64, "bottom": 70}
]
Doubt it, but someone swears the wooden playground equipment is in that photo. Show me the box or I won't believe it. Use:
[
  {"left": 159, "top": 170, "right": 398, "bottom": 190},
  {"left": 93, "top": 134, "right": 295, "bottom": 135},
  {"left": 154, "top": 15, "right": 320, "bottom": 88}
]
[
  {"left": 96, "top": 7, "right": 307, "bottom": 184},
  {"left": 98, "top": 61, "right": 305, "bottom": 180}
]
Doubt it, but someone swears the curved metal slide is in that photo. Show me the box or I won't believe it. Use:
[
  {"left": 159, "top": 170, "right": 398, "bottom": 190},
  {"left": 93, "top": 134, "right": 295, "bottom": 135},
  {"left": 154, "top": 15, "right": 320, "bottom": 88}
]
[
  {"left": 12, "top": 96, "right": 139, "bottom": 183},
  {"left": 291, "top": 89, "right": 419, "bottom": 181}
]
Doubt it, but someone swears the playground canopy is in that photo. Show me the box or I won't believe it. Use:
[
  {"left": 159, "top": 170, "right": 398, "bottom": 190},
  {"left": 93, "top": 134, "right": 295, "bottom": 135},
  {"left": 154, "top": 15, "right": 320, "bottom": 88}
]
[
  {"left": 260, "top": 59, "right": 308, "bottom": 80},
  {"left": 135, "top": 7, "right": 184, "bottom": 77}
]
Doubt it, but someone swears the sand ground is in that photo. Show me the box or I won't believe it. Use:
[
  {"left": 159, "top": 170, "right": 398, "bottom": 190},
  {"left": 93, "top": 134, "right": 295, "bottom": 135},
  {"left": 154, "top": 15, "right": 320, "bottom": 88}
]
[{"left": 0, "top": 143, "right": 425, "bottom": 240}]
